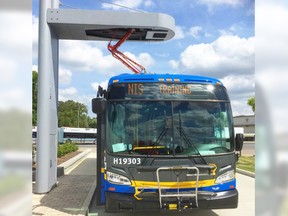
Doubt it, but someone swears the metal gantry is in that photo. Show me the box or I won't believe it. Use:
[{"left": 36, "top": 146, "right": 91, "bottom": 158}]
[{"left": 36, "top": 0, "right": 175, "bottom": 193}]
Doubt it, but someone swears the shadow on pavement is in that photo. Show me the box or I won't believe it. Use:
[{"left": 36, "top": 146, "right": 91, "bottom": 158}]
[{"left": 33, "top": 158, "right": 96, "bottom": 216}]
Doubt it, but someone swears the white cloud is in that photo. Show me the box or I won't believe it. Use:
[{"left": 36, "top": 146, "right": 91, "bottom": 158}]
[
  {"left": 122, "top": 51, "right": 155, "bottom": 72},
  {"left": 180, "top": 43, "right": 219, "bottom": 71},
  {"left": 59, "top": 87, "right": 78, "bottom": 101},
  {"left": 60, "top": 87, "right": 77, "bottom": 95},
  {"left": 171, "top": 35, "right": 254, "bottom": 78},
  {"left": 169, "top": 60, "right": 179, "bottom": 69},
  {"left": 59, "top": 68, "right": 72, "bottom": 84},
  {"left": 173, "top": 26, "right": 185, "bottom": 40},
  {"left": 173, "top": 26, "right": 205, "bottom": 40},
  {"left": 221, "top": 75, "right": 254, "bottom": 96},
  {"left": 229, "top": 22, "right": 244, "bottom": 33},
  {"left": 138, "top": 53, "right": 154, "bottom": 68},
  {"left": 198, "top": 0, "right": 242, "bottom": 7},
  {"left": 198, "top": 0, "right": 243, "bottom": 13},
  {"left": 32, "top": 15, "right": 39, "bottom": 61},
  {"left": 219, "top": 22, "right": 248, "bottom": 37},
  {"left": 60, "top": 40, "right": 154, "bottom": 74},
  {"left": 32, "top": 65, "right": 72, "bottom": 85},
  {"left": 32, "top": 65, "right": 38, "bottom": 72},
  {"left": 246, "top": 5, "right": 254, "bottom": 16},
  {"left": 188, "top": 26, "right": 203, "bottom": 39},
  {"left": 101, "top": 0, "right": 143, "bottom": 10},
  {"left": 220, "top": 75, "right": 254, "bottom": 116},
  {"left": 214, "top": 35, "right": 254, "bottom": 60},
  {"left": 143, "top": 0, "right": 153, "bottom": 7},
  {"left": 91, "top": 81, "right": 109, "bottom": 92},
  {"left": 59, "top": 40, "right": 123, "bottom": 74},
  {"left": 230, "top": 98, "right": 253, "bottom": 116},
  {"left": 168, "top": 34, "right": 255, "bottom": 116}
]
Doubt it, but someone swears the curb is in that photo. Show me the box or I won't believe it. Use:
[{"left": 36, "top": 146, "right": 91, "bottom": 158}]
[
  {"left": 58, "top": 149, "right": 92, "bottom": 175},
  {"left": 78, "top": 179, "right": 97, "bottom": 216},
  {"left": 32, "top": 149, "right": 92, "bottom": 181},
  {"left": 236, "top": 168, "right": 255, "bottom": 178}
]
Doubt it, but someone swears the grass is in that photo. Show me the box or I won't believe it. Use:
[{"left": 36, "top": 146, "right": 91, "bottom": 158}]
[{"left": 236, "top": 156, "right": 255, "bottom": 173}]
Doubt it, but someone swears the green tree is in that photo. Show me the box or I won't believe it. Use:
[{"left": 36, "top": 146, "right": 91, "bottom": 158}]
[
  {"left": 32, "top": 70, "right": 96, "bottom": 128},
  {"left": 87, "top": 117, "right": 97, "bottom": 128},
  {"left": 32, "top": 71, "right": 38, "bottom": 126},
  {"left": 247, "top": 96, "right": 255, "bottom": 112},
  {"left": 58, "top": 100, "right": 89, "bottom": 127}
]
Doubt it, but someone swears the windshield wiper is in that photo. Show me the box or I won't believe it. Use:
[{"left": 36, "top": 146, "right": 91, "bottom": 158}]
[
  {"left": 154, "top": 110, "right": 171, "bottom": 145},
  {"left": 155, "top": 127, "right": 168, "bottom": 145},
  {"left": 177, "top": 111, "right": 207, "bottom": 165},
  {"left": 140, "top": 111, "right": 171, "bottom": 166}
]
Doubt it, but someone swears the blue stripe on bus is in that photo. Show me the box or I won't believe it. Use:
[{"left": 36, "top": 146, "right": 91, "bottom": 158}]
[{"left": 108, "top": 73, "right": 222, "bottom": 86}]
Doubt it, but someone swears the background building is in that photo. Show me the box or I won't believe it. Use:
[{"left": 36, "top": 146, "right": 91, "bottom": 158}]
[{"left": 233, "top": 115, "right": 255, "bottom": 141}]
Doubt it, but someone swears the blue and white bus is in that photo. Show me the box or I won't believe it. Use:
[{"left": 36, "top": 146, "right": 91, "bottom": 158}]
[
  {"left": 92, "top": 73, "right": 243, "bottom": 212},
  {"left": 60, "top": 127, "right": 97, "bottom": 144},
  {"left": 32, "top": 126, "right": 97, "bottom": 144}
]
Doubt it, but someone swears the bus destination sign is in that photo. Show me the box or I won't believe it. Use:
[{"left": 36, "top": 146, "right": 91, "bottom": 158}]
[{"left": 127, "top": 83, "right": 192, "bottom": 96}]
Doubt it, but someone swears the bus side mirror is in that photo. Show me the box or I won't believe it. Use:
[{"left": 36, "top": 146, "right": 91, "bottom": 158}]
[
  {"left": 235, "top": 133, "right": 244, "bottom": 152},
  {"left": 92, "top": 98, "right": 107, "bottom": 114}
]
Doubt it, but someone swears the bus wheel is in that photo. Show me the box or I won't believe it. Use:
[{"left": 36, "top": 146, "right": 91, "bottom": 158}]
[{"left": 66, "top": 139, "right": 72, "bottom": 143}]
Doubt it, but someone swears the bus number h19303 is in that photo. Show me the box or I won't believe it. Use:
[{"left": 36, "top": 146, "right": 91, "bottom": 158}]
[{"left": 113, "top": 157, "right": 141, "bottom": 165}]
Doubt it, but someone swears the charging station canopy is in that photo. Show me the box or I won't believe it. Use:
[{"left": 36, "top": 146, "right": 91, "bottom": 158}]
[{"left": 47, "top": 9, "right": 175, "bottom": 41}]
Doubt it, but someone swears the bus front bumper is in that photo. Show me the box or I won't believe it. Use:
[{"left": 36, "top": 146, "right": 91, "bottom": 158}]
[{"left": 105, "top": 189, "right": 238, "bottom": 212}]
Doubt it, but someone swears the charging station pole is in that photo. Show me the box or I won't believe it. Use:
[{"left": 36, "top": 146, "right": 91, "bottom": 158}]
[{"left": 35, "top": 0, "right": 59, "bottom": 193}]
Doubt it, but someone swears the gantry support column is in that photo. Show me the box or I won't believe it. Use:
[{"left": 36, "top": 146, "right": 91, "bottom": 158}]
[{"left": 35, "top": 0, "right": 59, "bottom": 193}]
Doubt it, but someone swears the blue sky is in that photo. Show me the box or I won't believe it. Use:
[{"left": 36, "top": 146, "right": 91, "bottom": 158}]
[{"left": 32, "top": 0, "right": 255, "bottom": 117}]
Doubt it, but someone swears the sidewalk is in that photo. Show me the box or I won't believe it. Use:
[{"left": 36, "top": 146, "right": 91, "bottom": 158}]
[{"left": 32, "top": 150, "right": 96, "bottom": 216}]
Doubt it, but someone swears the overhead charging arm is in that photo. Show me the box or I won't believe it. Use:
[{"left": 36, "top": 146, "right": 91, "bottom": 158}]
[{"left": 107, "top": 28, "right": 146, "bottom": 74}]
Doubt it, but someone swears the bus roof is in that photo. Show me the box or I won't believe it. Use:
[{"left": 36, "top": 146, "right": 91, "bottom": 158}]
[
  {"left": 61, "top": 127, "right": 97, "bottom": 133},
  {"left": 32, "top": 127, "right": 97, "bottom": 133},
  {"left": 108, "top": 73, "right": 223, "bottom": 86}
]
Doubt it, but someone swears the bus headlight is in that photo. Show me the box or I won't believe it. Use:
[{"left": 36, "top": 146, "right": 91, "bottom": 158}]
[
  {"left": 107, "top": 171, "right": 131, "bottom": 185},
  {"left": 215, "top": 170, "right": 235, "bottom": 184}
]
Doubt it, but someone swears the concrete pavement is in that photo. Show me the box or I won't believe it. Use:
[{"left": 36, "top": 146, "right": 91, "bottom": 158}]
[{"left": 32, "top": 150, "right": 96, "bottom": 216}]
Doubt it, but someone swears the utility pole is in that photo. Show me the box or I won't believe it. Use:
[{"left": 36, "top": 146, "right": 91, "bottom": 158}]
[{"left": 78, "top": 103, "right": 80, "bottom": 128}]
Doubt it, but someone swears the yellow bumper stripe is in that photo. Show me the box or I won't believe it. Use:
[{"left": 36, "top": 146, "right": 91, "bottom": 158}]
[{"left": 131, "top": 179, "right": 215, "bottom": 189}]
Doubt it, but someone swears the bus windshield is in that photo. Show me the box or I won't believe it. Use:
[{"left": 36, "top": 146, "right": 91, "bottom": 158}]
[{"left": 106, "top": 84, "right": 234, "bottom": 156}]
